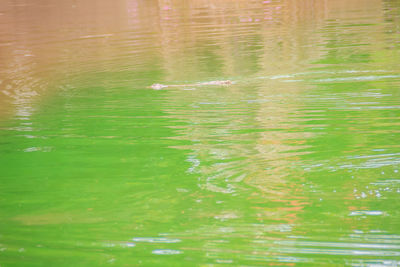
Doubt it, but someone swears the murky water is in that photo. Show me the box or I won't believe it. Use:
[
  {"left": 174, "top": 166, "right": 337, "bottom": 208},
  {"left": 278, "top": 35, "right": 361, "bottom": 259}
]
[{"left": 1, "top": 0, "right": 400, "bottom": 266}]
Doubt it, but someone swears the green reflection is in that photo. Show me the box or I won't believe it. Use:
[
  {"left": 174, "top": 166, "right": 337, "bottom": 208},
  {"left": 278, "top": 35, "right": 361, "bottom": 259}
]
[{"left": 0, "top": 0, "right": 400, "bottom": 266}]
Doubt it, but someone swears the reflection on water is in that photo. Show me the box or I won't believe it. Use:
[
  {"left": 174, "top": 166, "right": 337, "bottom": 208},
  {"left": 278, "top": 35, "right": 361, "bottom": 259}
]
[{"left": 0, "top": 0, "right": 400, "bottom": 266}]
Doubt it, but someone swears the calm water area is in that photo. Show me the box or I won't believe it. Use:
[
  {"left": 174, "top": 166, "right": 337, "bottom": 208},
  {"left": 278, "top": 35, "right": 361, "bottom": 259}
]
[{"left": 0, "top": 0, "right": 400, "bottom": 266}]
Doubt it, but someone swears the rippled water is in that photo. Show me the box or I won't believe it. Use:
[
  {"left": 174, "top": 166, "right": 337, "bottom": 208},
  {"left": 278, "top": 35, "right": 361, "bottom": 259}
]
[{"left": 1, "top": 0, "right": 400, "bottom": 266}]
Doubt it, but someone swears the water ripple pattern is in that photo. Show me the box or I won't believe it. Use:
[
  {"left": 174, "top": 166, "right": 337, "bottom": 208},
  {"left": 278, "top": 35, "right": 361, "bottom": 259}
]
[{"left": 0, "top": 0, "right": 399, "bottom": 266}]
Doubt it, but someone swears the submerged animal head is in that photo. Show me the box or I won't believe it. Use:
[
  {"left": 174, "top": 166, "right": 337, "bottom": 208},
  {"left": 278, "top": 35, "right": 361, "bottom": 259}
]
[{"left": 150, "top": 83, "right": 167, "bottom": 90}]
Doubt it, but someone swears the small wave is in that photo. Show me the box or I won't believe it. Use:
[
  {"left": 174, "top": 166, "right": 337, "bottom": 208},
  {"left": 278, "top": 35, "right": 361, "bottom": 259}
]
[
  {"left": 314, "top": 75, "right": 400, "bottom": 82},
  {"left": 79, "top": 34, "right": 113, "bottom": 39},
  {"left": 132, "top": 237, "right": 181, "bottom": 243},
  {"left": 152, "top": 249, "right": 183, "bottom": 255},
  {"left": 349, "top": 210, "right": 384, "bottom": 216}
]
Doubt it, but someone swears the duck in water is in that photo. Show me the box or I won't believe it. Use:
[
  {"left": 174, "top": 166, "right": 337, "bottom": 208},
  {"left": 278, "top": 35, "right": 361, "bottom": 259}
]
[{"left": 149, "top": 80, "right": 233, "bottom": 90}]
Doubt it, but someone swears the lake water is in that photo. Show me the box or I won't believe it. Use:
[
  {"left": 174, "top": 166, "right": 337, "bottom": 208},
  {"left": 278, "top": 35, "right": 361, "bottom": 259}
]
[{"left": 1, "top": 0, "right": 400, "bottom": 266}]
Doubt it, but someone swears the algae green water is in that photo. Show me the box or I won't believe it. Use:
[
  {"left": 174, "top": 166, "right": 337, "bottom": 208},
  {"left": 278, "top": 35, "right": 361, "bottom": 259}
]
[{"left": 1, "top": 0, "right": 400, "bottom": 266}]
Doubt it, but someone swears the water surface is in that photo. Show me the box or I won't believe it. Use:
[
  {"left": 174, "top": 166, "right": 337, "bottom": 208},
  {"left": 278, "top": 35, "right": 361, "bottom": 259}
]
[{"left": 0, "top": 0, "right": 400, "bottom": 266}]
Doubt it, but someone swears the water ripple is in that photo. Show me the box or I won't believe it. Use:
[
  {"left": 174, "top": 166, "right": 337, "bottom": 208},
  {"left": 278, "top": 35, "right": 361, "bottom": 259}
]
[
  {"left": 132, "top": 237, "right": 181, "bottom": 243},
  {"left": 152, "top": 249, "right": 183, "bottom": 255}
]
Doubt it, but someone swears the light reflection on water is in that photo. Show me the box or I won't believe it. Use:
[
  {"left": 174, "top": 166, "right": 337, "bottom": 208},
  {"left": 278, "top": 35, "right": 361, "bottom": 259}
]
[{"left": 0, "top": 0, "right": 400, "bottom": 266}]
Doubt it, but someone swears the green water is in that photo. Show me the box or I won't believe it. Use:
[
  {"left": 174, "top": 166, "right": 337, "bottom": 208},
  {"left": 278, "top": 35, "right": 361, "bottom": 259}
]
[{"left": 1, "top": 0, "right": 400, "bottom": 266}]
